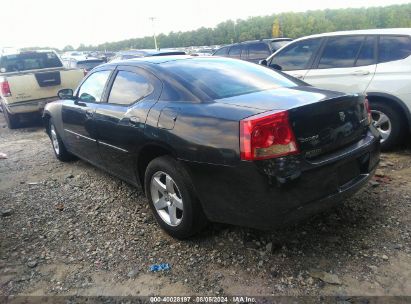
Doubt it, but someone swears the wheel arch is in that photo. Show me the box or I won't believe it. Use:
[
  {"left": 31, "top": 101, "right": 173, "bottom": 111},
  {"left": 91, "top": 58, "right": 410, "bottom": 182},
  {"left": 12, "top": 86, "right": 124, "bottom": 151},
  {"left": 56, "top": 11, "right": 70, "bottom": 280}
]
[
  {"left": 367, "top": 92, "right": 411, "bottom": 133},
  {"left": 135, "top": 143, "right": 177, "bottom": 191}
]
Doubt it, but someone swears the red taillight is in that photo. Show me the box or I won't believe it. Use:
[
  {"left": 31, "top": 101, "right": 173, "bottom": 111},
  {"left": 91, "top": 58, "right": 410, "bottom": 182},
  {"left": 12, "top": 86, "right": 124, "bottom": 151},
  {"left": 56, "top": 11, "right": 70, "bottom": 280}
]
[
  {"left": 0, "top": 80, "right": 11, "bottom": 97},
  {"left": 240, "top": 110, "right": 299, "bottom": 160},
  {"left": 364, "top": 97, "right": 371, "bottom": 125}
]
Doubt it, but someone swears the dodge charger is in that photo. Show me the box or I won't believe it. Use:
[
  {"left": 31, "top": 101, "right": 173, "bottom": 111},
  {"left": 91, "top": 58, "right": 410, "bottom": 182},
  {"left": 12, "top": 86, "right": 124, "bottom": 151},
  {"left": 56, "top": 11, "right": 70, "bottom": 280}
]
[{"left": 43, "top": 56, "right": 380, "bottom": 238}]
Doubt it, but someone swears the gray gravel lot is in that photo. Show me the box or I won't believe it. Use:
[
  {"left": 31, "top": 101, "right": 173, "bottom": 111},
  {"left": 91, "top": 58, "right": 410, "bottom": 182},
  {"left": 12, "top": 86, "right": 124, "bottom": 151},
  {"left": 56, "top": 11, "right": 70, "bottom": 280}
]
[{"left": 0, "top": 115, "right": 410, "bottom": 298}]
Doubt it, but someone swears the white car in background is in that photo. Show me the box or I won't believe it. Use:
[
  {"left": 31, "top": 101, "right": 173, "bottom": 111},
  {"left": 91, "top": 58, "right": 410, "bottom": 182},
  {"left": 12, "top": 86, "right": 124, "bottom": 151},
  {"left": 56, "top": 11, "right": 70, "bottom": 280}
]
[{"left": 261, "top": 28, "right": 411, "bottom": 149}]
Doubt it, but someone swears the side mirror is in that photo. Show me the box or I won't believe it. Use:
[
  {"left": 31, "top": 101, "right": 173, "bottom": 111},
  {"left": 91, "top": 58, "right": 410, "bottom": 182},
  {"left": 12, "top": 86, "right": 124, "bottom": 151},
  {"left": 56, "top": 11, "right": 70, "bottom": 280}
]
[
  {"left": 259, "top": 59, "right": 268, "bottom": 66},
  {"left": 270, "top": 64, "right": 282, "bottom": 71},
  {"left": 58, "top": 88, "right": 74, "bottom": 100}
]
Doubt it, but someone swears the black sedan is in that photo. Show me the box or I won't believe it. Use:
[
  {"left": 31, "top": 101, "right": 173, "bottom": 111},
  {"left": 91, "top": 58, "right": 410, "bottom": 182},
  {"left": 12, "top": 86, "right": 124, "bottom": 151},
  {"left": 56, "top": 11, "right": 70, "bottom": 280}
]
[{"left": 43, "top": 56, "right": 380, "bottom": 239}]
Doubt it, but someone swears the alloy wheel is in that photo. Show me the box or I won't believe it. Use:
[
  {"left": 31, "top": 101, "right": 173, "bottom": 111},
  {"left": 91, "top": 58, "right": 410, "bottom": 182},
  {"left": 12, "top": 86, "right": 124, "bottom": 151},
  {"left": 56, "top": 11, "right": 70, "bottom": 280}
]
[
  {"left": 150, "top": 171, "right": 183, "bottom": 227},
  {"left": 371, "top": 110, "right": 392, "bottom": 143}
]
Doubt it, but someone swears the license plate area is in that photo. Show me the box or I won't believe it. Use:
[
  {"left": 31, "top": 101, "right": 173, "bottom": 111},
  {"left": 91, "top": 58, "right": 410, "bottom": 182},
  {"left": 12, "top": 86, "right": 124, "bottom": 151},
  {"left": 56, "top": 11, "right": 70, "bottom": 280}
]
[{"left": 337, "top": 160, "right": 361, "bottom": 187}]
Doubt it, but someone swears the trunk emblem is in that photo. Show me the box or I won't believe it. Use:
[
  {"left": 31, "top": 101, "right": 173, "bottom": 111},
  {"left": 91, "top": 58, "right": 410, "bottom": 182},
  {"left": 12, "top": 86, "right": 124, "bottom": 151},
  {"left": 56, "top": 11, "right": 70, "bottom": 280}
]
[{"left": 339, "top": 112, "right": 346, "bottom": 122}]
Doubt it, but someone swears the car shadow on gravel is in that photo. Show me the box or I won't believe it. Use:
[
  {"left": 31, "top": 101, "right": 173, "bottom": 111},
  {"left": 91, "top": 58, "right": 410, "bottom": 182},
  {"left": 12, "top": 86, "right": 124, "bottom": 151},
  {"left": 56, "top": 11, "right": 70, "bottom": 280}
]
[
  {"left": 191, "top": 188, "right": 385, "bottom": 261},
  {"left": 1, "top": 113, "right": 43, "bottom": 130}
]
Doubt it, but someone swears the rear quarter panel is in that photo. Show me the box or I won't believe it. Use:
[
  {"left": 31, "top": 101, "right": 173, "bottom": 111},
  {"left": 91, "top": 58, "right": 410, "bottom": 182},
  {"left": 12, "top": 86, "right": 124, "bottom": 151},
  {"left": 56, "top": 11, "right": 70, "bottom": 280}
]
[
  {"left": 367, "top": 56, "right": 411, "bottom": 110},
  {"left": 149, "top": 101, "right": 261, "bottom": 166}
]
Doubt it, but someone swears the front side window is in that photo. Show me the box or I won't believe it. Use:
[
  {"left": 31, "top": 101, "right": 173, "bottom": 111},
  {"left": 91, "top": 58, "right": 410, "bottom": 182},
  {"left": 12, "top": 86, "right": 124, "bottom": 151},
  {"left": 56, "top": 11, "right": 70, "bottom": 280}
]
[
  {"left": 108, "top": 71, "right": 153, "bottom": 105},
  {"left": 248, "top": 43, "right": 271, "bottom": 60},
  {"left": 270, "top": 38, "right": 321, "bottom": 71},
  {"left": 228, "top": 45, "right": 243, "bottom": 58},
  {"left": 77, "top": 70, "right": 111, "bottom": 103},
  {"left": 318, "top": 36, "right": 364, "bottom": 69},
  {"left": 378, "top": 35, "right": 411, "bottom": 63}
]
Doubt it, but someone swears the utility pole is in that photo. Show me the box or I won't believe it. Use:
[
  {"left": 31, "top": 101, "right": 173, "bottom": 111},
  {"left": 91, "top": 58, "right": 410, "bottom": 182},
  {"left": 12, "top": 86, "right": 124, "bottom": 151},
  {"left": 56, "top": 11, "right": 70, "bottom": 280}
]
[{"left": 149, "top": 17, "right": 158, "bottom": 50}]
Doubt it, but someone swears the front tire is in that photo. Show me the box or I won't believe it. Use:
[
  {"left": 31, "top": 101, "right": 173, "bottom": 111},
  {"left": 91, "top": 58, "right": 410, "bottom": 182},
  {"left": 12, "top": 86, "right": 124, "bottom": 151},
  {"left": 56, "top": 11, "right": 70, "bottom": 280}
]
[
  {"left": 49, "top": 121, "right": 74, "bottom": 161},
  {"left": 144, "top": 156, "right": 208, "bottom": 239},
  {"left": 370, "top": 101, "right": 404, "bottom": 150}
]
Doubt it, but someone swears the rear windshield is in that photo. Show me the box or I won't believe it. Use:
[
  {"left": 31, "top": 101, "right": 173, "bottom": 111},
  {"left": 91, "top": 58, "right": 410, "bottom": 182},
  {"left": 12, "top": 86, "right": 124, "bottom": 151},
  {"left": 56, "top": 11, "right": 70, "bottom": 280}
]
[
  {"left": 0, "top": 52, "right": 62, "bottom": 72},
  {"left": 162, "top": 58, "right": 298, "bottom": 100},
  {"left": 77, "top": 60, "right": 104, "bottom": 70},
  {"left": 270, "top": 40, "right": 291, "bottom": 51}
]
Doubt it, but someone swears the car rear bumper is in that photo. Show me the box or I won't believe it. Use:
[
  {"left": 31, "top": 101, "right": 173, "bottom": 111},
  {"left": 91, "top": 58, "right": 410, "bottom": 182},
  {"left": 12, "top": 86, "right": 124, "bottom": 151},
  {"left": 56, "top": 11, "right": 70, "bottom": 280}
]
[
  {"left": 182, "top": 127, "right": 380, "bottom": 230},
  {"left": 4, "top": 97, "right": 58, "bottom": 114}
]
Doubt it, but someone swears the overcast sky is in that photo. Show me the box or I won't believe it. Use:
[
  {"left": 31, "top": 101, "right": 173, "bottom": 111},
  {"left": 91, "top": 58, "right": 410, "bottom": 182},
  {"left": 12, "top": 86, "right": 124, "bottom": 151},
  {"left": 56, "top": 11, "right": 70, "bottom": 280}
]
[{"left": 1, "top": 0, "right": 410, "bottom": 49}]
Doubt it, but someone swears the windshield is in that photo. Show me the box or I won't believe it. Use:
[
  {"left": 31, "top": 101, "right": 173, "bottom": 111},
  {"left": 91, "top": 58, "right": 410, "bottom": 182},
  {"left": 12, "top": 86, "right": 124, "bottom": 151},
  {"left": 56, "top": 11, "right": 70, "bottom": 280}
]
[
  {"left": 76, "top": 60, "right": 104, "bottom": 70},
  {"left": 0, "top": 52, "right": 62, "bottom": 72},
  {"left": 271, "top": 40, "right": 292, "bottom": 51},
  {"left": 163, "top": 58, "right": 298, "bottom": 100}
]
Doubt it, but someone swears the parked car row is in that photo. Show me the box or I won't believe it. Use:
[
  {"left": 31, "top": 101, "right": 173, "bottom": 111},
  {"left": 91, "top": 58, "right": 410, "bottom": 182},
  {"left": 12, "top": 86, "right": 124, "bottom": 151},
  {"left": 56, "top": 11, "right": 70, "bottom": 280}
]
[
  {"left": 213, "top": 38, "right": 292, "bottom": 63},
  {"left": 62, "top": 56, "right": 106, "bottom": 75},
  {"left": 212, "top": 29, "right": 411, "bottom": 150}
]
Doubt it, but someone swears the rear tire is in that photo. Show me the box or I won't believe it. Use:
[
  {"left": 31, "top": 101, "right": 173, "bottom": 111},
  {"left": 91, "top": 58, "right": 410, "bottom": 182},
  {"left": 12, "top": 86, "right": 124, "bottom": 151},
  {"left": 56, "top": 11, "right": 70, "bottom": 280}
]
[
  {"left": 144, "top": 155, "right": 208, "bottom": 239},
  {"left": 48, "top": 120, "right": 74, "bottom": 161},
  {"left": 1, "top": 102, "right": 20, "bottom": 129},
  {"left": 370, "top": 101, "right": 404, "bottom": 150}
]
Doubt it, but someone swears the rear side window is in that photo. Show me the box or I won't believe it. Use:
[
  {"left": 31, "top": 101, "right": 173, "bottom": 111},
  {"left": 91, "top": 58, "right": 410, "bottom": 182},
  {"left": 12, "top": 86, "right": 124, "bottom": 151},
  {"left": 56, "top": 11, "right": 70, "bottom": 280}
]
[
  {"left": 108, "top": 71, "right": 153, "bottom": 105},
  {"left": 318, "top": 36, "right": 364, "bottom": 69},
  {"left": 378, "top": 35, "right": 411, "bottom": 63},
  {"left": 213, "top": 47, "right": 229, "bottom": 56},
  {"left": 270, "top": 38, "right": 321, "bottom": 71},
  {"left": 248, "top": 43, "right": 271, "bottom": 60},
  {"left": 228, "top": 45, "right": 243, "bottom": 59},
  {"left": 78, "top": 70, "right": 112, "bottom": 103},
  {"left": 0, "top": 52, "right": 62, "bottom": 73}
]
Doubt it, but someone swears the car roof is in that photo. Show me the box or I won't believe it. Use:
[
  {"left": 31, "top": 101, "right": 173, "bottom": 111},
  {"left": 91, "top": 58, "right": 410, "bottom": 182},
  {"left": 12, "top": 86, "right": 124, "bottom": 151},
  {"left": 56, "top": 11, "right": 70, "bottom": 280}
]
[
  {"left": 113, "top": 55, "right": 192, "bottom": 65},
  {"left": 293, "top": 28, "right": 411, "bottom": 41},
  {"left": 119, "top": 49, "right": 185, "bottom": 56}
]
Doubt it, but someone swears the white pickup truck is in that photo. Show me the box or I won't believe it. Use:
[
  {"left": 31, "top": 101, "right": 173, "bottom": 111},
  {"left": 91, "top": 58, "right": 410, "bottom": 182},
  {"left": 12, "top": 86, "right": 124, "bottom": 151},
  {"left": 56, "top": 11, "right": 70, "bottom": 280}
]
[{"left": 0, "top": 50, "right": 84, "bottom": 128}]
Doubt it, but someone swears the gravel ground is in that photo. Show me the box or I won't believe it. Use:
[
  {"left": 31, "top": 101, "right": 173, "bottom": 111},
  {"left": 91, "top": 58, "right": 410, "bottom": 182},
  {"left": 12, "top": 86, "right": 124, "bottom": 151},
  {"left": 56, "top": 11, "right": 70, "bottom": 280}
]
[{"left": 0, "top": 114, "right": 410, "bottom": 298}]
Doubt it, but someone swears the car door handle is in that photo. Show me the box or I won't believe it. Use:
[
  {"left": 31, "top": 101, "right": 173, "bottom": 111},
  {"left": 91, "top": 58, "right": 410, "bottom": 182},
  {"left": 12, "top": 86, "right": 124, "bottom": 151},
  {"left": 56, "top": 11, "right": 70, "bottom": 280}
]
[
  {"left": 85, "top": 109, "right": 94, "bottom": 117},
  {"left": 129, "top": 116, "right": 140, "bottom": 125},
  {"left": 291, "top": 74, "right": 303, "bottom": 79},
  {"left": 352, "top": 70, "right": 370, "bottom": 76}
]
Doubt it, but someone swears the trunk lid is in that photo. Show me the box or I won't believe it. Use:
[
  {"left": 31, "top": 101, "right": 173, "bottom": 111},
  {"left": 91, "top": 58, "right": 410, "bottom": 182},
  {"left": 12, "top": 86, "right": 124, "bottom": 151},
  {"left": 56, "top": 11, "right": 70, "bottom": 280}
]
[
  {"left": 215, "top": 86, "right": 369, "bottom": 158},
  {"left": 289, "top": 94, "right": 369, "bottom": 158}
]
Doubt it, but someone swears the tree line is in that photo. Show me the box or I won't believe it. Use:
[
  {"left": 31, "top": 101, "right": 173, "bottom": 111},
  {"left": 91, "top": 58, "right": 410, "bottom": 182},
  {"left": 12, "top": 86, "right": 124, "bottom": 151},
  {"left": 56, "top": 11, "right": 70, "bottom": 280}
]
[{"left": 60, "top": 3, "right": 411, "bottom": 52}]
